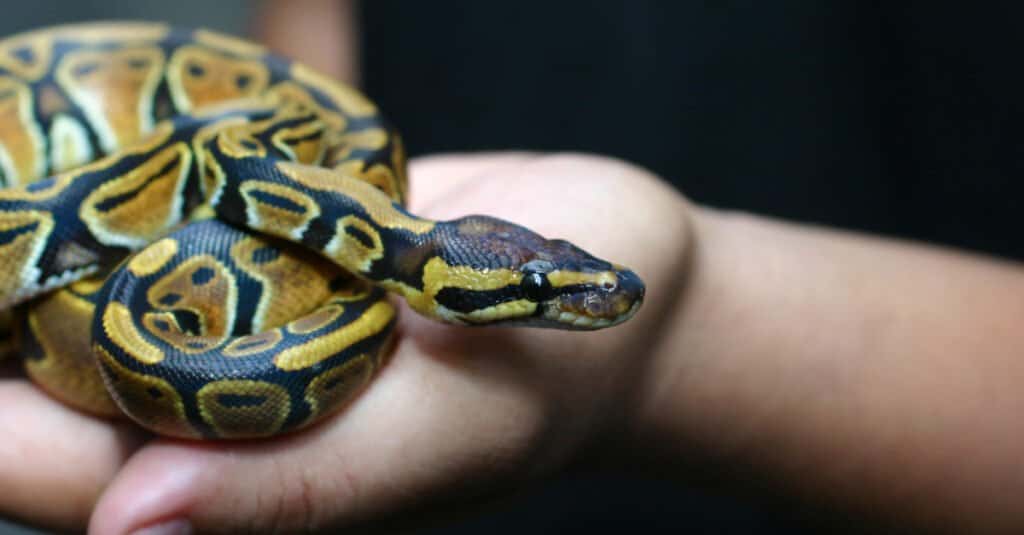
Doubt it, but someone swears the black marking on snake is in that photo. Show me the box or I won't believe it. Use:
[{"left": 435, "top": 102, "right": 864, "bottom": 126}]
[
  {"left": 127, "top": 57, "right": 150, "bottom": 70},
  {"left": 12, "top": 46, "right": 34, "bottom": 64},
  {"left": 344, "top": 223, "right": 375, "bottom": 249},
  {"left": 217, "top": 393, "right": 265, "bottom": 408},
  {"left": 435, "top": 286, "right": 522, "bottom": 313},
  {"left": 153, "top": 318, "right": 171, "bottom": 332},
  {"left": 158, "top": 293, "right": 182, "bottom": 306},
  {"left": 0, "top": 221, "right": 39, "bottom": 246},
  {"left": 247, "top": 189, "right": 306, "bottom": 213},
  {"left": 171, "top": 309, "right": 201, "bottom": 336},
  {"left": 187, "top": 62, "right": 205, "bottom": 78},
  {"left": 147, "top": 387, "right": 163, "bottom": 399},
  {"left": 93, "top": 154, "right": 183, "bottom": 212},
  {"left": 234, "top": 337, "right": 270, "bottom": 351},
  {"left": 190, "top": 266, "right": 215, "bottom": 285},
  {"left": 250, "top": 246, "right": 279, "bottom": 264},
  {"left": 73, "top": 62, "right": 99, "bottom": 78},
  {"left": 235, "top": 74, "right": 251, "bottom": 90},
  {"left": 26, "top": 177, "right": 56, "bottom": 192}
]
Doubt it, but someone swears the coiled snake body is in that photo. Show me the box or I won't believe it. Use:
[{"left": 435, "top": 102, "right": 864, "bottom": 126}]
[{"left": 0, "top": 23, "right": 644, "bottom": 439}]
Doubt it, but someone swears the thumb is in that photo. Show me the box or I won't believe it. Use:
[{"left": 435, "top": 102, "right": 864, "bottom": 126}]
[{"left": 87, "top": 331, "right": 555, "bottom": 534}]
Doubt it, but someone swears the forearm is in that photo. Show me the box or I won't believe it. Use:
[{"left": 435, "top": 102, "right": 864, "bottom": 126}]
[{"left": 635, "top": 207, "right": 1024, "bottom": 532}]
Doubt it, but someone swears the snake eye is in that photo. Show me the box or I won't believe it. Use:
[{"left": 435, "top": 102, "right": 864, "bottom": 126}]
[{"left": 521, "top": 271, "right": 553, "bottom": 301}]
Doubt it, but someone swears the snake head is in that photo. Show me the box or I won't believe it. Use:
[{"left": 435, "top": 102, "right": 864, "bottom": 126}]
[
  {"left": 431, "top": 216, "right": 644, "bottom": 329},
  {"left": 515, "top": 243, "right": 645, "bottom": 330}
]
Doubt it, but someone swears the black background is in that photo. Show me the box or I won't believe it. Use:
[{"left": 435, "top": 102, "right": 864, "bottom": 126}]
[{"left": 1, "top": 2, "right": 1022, "bottom": 533}]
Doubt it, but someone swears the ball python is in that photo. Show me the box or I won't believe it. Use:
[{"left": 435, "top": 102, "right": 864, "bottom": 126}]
[{"left": 0, "top": 23, "right": 645, "bottom": 439}]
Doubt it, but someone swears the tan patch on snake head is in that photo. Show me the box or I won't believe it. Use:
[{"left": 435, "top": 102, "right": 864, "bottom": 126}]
[
  {"left": 197, "top": 379, "right": 290, "bottom": 438},
  {"left": 55, "top": 45, "right": 165, "bottom": 152},
  {"left": 166, "top": 45, "right": 270, "bottom": 112},
  {"left": 94, "top": 344, "right": 199, "bottom": 438},
  {"left": 144, "top": 255, "right": 237, "bottom": 353},
  {"left": 80, "top": 142, "right": 192, "bottom": 249},
  {"left": 0, "top": 76, "right": 46, "bottom": 186}
]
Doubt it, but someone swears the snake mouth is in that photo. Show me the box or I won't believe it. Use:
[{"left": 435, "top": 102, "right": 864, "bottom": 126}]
[
  {"left": 543, "top": 299, "right": 643, "bottom": 330},
  {"left": 540, "top": 268, "right": 645, "bottom": 330}
]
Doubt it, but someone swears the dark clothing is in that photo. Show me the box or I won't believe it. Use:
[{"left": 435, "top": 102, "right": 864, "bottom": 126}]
[
  {"left": 363, "top": 2, "right": 1023, "bottom": 259},
  {"left": 360, "top": 3, "right": 1023, "bottom": 532}
]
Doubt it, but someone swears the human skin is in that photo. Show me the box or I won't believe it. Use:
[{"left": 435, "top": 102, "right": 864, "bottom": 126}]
[{"left": 1, "top": 150, "right": 1023, "bottom": 534}]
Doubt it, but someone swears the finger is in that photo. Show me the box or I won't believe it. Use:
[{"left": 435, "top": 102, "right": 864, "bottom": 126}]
[
  {"left": 88, "top": 328, "right": 560, "bottom": 535},
  {"left": 0, "top": 376, "right": 146, "bottom": 531},
  {"left": 407, "top": 152, "right": 538, "bottom": 212}
]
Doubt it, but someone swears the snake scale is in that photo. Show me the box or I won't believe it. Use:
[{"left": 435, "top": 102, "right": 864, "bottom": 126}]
[{"left": 0, "top": 23, "right": 644, "bottom": 439}]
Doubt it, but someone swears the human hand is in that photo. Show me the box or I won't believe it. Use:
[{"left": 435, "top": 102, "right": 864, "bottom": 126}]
[{"left": 0, "top": 152, "right": 691, "bottom": 533}]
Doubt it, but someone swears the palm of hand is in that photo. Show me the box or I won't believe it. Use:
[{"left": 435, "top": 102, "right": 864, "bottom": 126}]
[{"left": 0, "top": 152, "right": 690, "bottom": 534}]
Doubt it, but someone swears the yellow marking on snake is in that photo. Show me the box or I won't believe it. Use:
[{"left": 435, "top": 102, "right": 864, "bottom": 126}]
[
  {"left": 275, "top": 300, "right": 394, "bottom": 371},
  {"left": 0, "top": 76, "right": 46, "bottom": 186},
  {"left": 128, "top": 238, "right": 179, "bottom": 276},
  {"left": 49, "top": 115, "right": 94, "bottom": 173},
  {"left": 276, "top": 161, "right": 435, "bottom": 234},
  {"left": 193, "top": 29, "right": 266, "bottom": 57},
  {"left": 101, "top": 301, "right": 165, "bottom": 364},
  {"left": 49, "top": 22, "right": 170, "bottom": 43},
  {"left": 271, "top": 119, "right": 327, "bottom": 165},
  {"left": 546, "top": 270, "right": 618, "bottom": 288}
]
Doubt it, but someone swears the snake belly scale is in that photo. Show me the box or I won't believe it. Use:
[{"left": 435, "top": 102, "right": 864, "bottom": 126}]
[{"left": 0, "top": 23, "right": 645, "bottom": 439}]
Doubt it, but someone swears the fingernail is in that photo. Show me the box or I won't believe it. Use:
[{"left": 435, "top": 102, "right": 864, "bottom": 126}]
[{"left": 130, "top": 518, "right": 192, "bottom": 535}]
